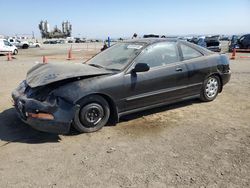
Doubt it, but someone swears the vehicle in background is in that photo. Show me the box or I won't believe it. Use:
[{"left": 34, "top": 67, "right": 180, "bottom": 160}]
[
  {"left": 228, "top": 34, "right": 250, "bottom": 52},
  {"left": 143, "top": 34, "right": 167, "bottom": 38},
  {"left": 220, "top": 36, "right": 230, "bottom": 41},
  {"left": 187, "top": 37, "right": 199, "bottom": 44},
  {"left": 0, "top": 39, "right": 18, "bottom": 55},
  {"left": 197, "top": 37, "right": 207, "bottom": 48},
  {"left": 57, "top": 40, "right": 65, "bottom": 44},
  {"left": 189, "top": 36, "right": 221, "bottom": 52},
  {"left": 43, "top": 40, "right": 58, "bottom": 44},
  {"left": 28, "top": 41, "right": 41, "bottom": 48},
  {"left": 75, "top": 38, "right": 86, "bottom": 43},
  {"left": 205, "top": 36, "right": 221, "bottom": 52},
  {"left": 8, "top": 38, "right": 29, "bottom": 49}
]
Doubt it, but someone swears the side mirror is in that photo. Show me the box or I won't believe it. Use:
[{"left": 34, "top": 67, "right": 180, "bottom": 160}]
[{"left": 132, "top": 63, "right": 150, "bottom": 73}]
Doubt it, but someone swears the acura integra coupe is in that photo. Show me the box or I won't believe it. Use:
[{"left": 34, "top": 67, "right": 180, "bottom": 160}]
[{"left": 12, "top": 39, "right": 231, "bottom": 134}]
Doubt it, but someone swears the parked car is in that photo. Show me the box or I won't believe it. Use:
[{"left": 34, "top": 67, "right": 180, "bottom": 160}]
[
  {"left": 8, "top": 38, "right": 29, "bottom": 49},
  {"left": 12, "top": 39, "right": 231, "bottom": 134},
  {"left": 28, "top": 42, "right": 41, "bottom": 48},
  {"left": 0, "top": 39, "right": 18, "bottom": 55},
  {"left": 189, "top": 36, "right": 221, "bottom": 52},
  {"left": 43, "top": 40, "right": 57, "bottom": 44},
  {"left": 205, "top": 36, "right": 221, "bottom": 52},
  {"left": 229, "top": 34, "right": 250, "bottom": 52},
  {"left": 75, "top": 38, "right": 86, "bottom": 43}
]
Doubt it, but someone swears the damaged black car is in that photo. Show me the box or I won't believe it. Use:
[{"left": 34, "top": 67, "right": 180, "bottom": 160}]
[{"left": 12, "top": 39, "right": 231, "bottom": 134}]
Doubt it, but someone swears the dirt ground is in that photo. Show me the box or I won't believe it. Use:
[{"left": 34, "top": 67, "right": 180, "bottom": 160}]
[{"left": 0, "top": 43, "right": 249, "bottom": 188}]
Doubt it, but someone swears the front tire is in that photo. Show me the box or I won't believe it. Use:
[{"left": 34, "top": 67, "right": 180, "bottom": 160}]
[
  {"left": 13, "top": 49, "right": 18, "bottom": 55},
  {"left": 73, "top": 95, "right": 110, "bottom": 133},
  {"left": 200, "top": 75, "right": 221, "bottom": 102}
]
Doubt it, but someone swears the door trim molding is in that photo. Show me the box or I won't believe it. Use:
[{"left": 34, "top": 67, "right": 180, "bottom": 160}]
[{"left": 125, "top": 82, "right": 202, "bottom": 102}]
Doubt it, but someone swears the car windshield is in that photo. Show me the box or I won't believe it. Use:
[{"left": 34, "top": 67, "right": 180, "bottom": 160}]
[{"left": 86, "top": 42, "right": 145, "bottom": 70}]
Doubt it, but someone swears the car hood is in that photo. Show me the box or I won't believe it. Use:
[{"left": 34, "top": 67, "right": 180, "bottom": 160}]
[{"left": 26, "top": 62, "right": 112, "bottom": 88}]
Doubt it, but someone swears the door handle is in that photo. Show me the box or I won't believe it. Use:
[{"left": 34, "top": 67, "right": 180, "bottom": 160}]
[{"left": 176, "top": 67, "right": 182, "bottom": 72}]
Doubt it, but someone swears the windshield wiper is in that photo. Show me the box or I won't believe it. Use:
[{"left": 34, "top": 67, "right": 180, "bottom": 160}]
[
  {"left": 89, "top": 64, "right": 120, "bottom": 71},
  {"left": 105, "top": 68, "right": 121, "bottom": 71}
]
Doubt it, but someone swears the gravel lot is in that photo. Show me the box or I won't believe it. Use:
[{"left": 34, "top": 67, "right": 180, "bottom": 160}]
[{"left": 0, "top": 43, "right": 249, "bottom": 188}]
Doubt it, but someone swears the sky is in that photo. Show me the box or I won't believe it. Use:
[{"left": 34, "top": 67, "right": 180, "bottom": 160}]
[{"left": 0, "top": 0, "right": 250, "bottom": 39}]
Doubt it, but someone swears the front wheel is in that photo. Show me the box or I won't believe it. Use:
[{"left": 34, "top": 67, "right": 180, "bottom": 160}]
[
  {"left": 73, "top": 95, "right": 110, "bottom": 133},
  {"left": 13, "top": 49, "right": 18, "bottom": 55},
  {"left": 200, "top": 75, "right": 221, "bottom": 102}
]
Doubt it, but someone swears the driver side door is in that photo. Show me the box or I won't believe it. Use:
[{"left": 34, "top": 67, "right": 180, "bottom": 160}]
[{"left": 122, "top": 42, "right": 188, "bottom": 112}]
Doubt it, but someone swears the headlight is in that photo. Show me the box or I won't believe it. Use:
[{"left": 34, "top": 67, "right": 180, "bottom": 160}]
[{"left": 16, "top": 80, "right": 27, "bottom": 93}]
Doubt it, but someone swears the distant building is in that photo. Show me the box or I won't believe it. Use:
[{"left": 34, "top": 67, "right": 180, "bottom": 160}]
[{"left": 39, "top": 20, "right": 72, "bottom": 39}]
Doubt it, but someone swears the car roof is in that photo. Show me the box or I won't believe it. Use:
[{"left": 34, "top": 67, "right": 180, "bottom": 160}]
[
  {"left": 124, "top": 38, "right": 178, "bottom": 45},
  {"left": 122, "top": 38, "right": 213, "bottom": 55}
]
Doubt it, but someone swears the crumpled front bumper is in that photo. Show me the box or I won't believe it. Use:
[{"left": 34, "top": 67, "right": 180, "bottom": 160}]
[{"left": 12, "top": 86, "right": 78, "bottom": 134}]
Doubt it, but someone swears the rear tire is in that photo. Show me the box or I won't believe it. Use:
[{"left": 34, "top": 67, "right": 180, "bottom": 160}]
[
  {"left": 200, "top": 75, "right": 221, "bottom": 102},
  {"left": 73, "top": 95, "right": 110, "bottom": 133},
  {"left": 22, "top": 44, "right": 29, "bottom": 49}
]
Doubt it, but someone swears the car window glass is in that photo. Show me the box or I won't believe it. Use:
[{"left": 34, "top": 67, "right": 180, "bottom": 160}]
[
  {"left": 135, "top": 42, "right": 179, "bottom": 68},
  {"left": 87, "top": 43, "right": 145, "bottom": 70},
  {"left": 4, "top": 40, "right": 10, "bottom": 46},
  {"left": 180, "top": 44, "right": 202, "bottom": 60}
]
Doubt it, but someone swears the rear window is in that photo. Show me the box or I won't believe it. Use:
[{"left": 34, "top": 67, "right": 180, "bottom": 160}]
[{"left": 180, "top": 44, "right": 202, "bottom": 60}]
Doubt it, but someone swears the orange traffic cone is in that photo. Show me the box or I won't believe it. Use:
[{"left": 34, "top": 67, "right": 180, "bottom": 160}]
[
  {"left": 42, "top": 56, "right": 48, "bottom": 64},
  {"left": 230, "top": 48, "right": 236, "bottom": 60},
  {"left": 67, "top": 46, "right": 74, "bottom": 60},
  {"left": 7, "top": 52, "right": 12, "bottom": 61}
]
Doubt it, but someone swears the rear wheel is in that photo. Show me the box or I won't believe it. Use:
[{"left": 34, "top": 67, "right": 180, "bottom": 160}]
[
  {"left": 22, "top": 44, "right": 29, "bottom": 49},
  {"left": 73, "top": 95, "right": 110, "bottom": 133},
  {"left": 200, "top": 75, "right": 221, "bottom": 102}
]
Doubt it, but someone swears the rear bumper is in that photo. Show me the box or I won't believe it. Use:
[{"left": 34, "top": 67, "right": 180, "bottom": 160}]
[
  {"left": 221, "top": 71, "right": 231, "bottom": 86},
  {"left": 12, "top": 88, "right": 78, "bottom": 134}
]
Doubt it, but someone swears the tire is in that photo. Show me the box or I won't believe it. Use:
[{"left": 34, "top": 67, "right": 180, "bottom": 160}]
[
  {"left": 13, "top": 49, "right": 18, "bottom": 55},
  {"left": 22, "top": 44, "right": 29, "bottom": 49},
  {"left": 200, "top": 75, "right": 221, "bottom": 102},
  {"left": 36, "top": 45, "right": 40, "bottom": 48},
  {"left": 73, "top": 95, "right": 110, "bottom": 133}
]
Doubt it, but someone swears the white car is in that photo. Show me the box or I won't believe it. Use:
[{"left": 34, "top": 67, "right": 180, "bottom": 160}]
[
  {"left": 0, "top": 39, "right": 18, "bottom": 55},
  {"left": 28, "top": 42, "right": 41, "bottom": 48},
  {"left": 8, "top": 38, "right": 29, "bottom": 49}
]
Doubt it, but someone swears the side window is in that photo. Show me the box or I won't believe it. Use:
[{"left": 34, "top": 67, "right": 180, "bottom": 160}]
[
  {"left": 4, "top": 40, "right": 10, "bottom": 46},
  {"left": 135, "top": 42, "right": 179, "bottom": 68},
  {"left": 9, "top": 39, "right": 14, "bottom": 42},
  {"left": 180, "top": 44, "right": 203, "bottom": 60}
]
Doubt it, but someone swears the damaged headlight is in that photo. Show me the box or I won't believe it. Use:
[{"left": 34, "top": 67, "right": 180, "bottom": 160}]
[{"left": 16, "top": 80, "right": 27, "bottom": 93}]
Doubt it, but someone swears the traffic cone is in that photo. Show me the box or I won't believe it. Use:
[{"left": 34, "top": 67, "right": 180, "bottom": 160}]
[
  {"left": 67, "top": 46, "right": 73, "bottom": 60},
  {"left": 230, "top": 48, "right": 236, "bottom": 60},
  {"left": 7, "top": 52, "right": 12, "bottom": 61},
  {"left": 42, "top": 56, "right": 48, "bottom": 64}
]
